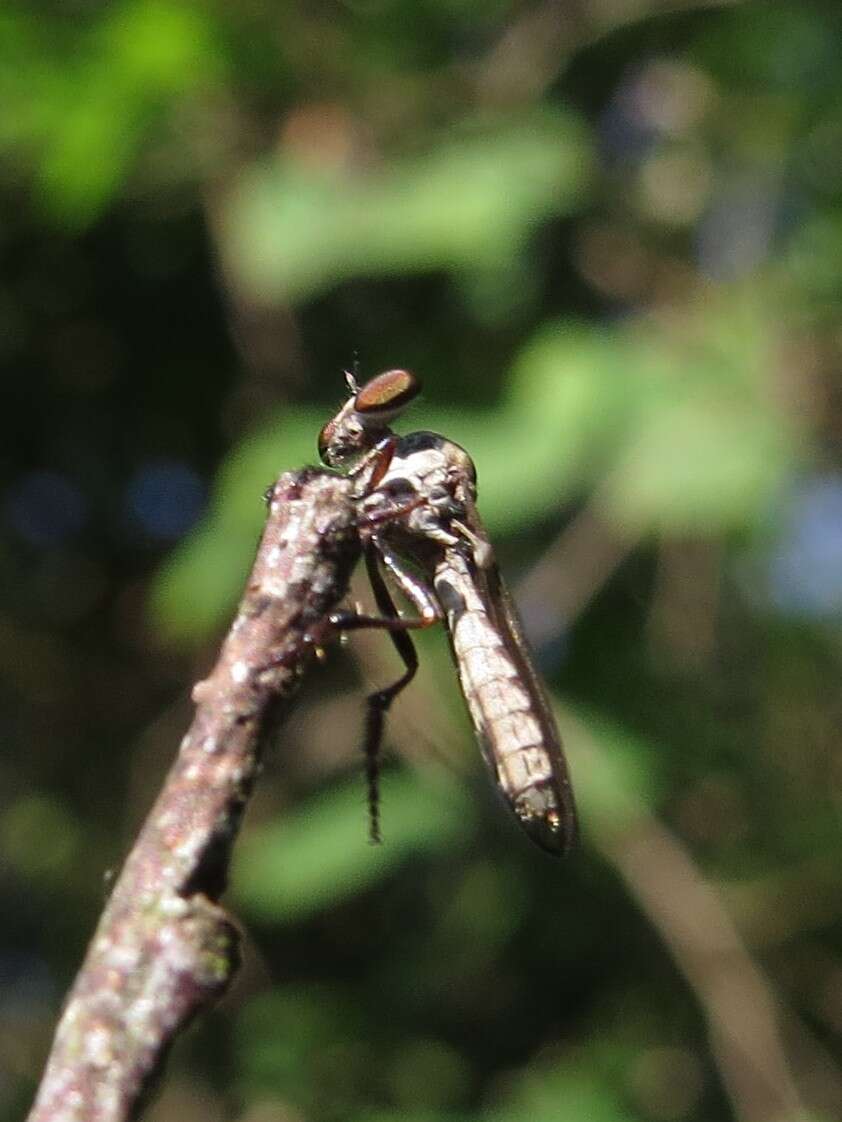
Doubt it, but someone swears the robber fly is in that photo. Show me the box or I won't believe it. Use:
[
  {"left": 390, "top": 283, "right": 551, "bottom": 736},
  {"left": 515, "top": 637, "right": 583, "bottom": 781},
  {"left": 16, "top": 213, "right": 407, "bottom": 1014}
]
[{"left": 317, "top": 369, "right": 577, "bottom": 855}]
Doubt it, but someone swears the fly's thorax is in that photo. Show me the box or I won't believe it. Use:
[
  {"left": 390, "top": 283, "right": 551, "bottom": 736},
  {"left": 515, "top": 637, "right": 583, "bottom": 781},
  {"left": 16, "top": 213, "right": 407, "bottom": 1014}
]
[
  {"left": 360, "top": 482, "right": 462, "bottom": 562},
  {"left": 381, "top": 432, "right": 477, "bottom": 503},
  {"left": 360, "top": 432, "right": 475, "bottom": 548}
]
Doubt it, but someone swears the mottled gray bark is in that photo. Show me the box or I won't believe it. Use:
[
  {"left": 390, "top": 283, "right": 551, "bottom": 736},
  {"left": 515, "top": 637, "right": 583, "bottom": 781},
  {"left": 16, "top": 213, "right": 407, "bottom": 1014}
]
[{"left": 28, "top": 468, "right": 360, "bottom": 1122}]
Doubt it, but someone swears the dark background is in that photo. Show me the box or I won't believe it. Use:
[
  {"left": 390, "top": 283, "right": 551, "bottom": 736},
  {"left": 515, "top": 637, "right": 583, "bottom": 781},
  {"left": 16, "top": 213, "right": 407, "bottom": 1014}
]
[{"left": 2, "top": 3, "right": 842, "bottom": 1120}]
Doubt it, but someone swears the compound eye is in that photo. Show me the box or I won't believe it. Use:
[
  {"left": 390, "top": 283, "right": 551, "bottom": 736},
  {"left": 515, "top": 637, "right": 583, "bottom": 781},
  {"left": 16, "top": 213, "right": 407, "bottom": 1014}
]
[{"left": 354, "top": 369, "right": 420, "bottom": 425}]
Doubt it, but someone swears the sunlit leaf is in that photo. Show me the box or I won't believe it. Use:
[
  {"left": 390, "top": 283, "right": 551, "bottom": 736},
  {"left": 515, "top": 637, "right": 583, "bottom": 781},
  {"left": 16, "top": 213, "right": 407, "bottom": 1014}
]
[
  {"left": 561, "top": 704, "right": 664, "bottom": 837},
  {"left": 488, "top": 1067, "right": 643, "bottom": 1122},
  {"left": 31, "top": 1, "right": 226, "bottom": 225},
  {"left": 232, "top": 771, "right": 471, "bottom": 923},
  {"left": 225, "top": 109, "right": 591, "bottom": 303}
]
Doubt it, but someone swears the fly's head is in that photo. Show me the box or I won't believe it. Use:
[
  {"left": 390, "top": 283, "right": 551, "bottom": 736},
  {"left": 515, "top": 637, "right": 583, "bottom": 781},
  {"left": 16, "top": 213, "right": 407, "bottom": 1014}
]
[{"left": 318, "top": 368, "right": 421, "bottom": 470}]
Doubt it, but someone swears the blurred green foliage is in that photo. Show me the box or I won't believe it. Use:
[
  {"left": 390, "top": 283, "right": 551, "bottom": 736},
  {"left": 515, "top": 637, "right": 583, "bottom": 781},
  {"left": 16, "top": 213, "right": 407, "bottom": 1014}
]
[
  {"left": 227, "top": 109, "right": 590, "bottom": 302},
  {"left": 2, "top": 2, "right": 842, "bottom": 1122},
  {"left": 233, "top": 772, "right": 472, "bottom": 923}
]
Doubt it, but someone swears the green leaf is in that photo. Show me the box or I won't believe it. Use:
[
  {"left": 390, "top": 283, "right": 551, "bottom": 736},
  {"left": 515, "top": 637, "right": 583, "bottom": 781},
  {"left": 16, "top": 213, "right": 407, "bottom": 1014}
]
[
  {"left": 560, "top": 705, "right": 663, "bottom": 836},
  {"left": 32, "top": 1, "right": 226, "bottom": 225},
  {"left": 232, "top": 771, "right": 471, "bottom": 923},
  {"left": 488, "top": 1067, "right": 643, "bottom": 1122},
  {"left": 225, "top": 109, "right": 591, "bottom": 303},
  {"left": 150, "top": 408, "right": 319, "bottom": 641},
  {"left": 602, "top": 295, "right": 799, "bottom": 533}
]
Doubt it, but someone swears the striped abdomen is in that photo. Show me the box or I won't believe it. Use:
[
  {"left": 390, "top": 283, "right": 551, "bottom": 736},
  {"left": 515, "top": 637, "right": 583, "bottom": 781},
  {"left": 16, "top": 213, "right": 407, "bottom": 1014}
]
[{"left": 433, "top": 548, "right": 576, "bottom": 854}]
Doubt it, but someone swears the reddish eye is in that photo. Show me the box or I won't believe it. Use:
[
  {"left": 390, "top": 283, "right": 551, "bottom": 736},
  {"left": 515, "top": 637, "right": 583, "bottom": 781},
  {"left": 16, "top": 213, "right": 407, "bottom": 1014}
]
[{"left": 354, "top": 369, "right": 420, "bottom": 418}]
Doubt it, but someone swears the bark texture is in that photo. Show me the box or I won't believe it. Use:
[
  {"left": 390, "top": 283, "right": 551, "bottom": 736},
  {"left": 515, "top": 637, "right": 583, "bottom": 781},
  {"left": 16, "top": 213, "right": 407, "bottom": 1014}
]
[{"left": 28, "top": 468, "right": 360, "bottom": 1122}]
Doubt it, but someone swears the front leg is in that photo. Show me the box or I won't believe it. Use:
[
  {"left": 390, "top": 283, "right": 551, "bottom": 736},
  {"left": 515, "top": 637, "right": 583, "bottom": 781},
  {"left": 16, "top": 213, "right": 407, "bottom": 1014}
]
[{"left": 322, "top": 536, "right": 442, "bottom": 844}]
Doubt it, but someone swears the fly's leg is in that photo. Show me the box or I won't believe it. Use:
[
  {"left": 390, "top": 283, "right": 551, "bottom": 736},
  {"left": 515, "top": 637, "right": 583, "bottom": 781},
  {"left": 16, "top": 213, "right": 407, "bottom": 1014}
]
[
  {"left": 451, "top": 518, "right": 494, "bottom": 569},
  {"left": 328, "top": 536, "right": 441, "bottom": 843},
  {"left": 360, "top": 489, "right": 428, "bottom": 529},
  {"left": 270, "top": 498, "right": 429, "bottom": 667},
  {"left": 348, "top": 434, "right": 398, "bottom": 492},
  {"left": 361, "top": 548, "right": 415, "bottom": 845}
]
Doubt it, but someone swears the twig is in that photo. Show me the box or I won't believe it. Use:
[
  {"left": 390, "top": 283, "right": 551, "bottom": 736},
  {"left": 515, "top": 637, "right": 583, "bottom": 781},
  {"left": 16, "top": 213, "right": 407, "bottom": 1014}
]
[
  {"left": 28, "top": 468, "right": 360, "bottom": 1122},
  {"left": 645, "top": 537, "right": 722, "bottom": 670},
  {"left": 569, "top": 715, "right": 808, "bottom": 1122},
  {"left": 472, "top": 0, "right": 747, "bottom": 106},
  {"left": 514, "top": 472, "right": 640, "bottom": 644}
]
